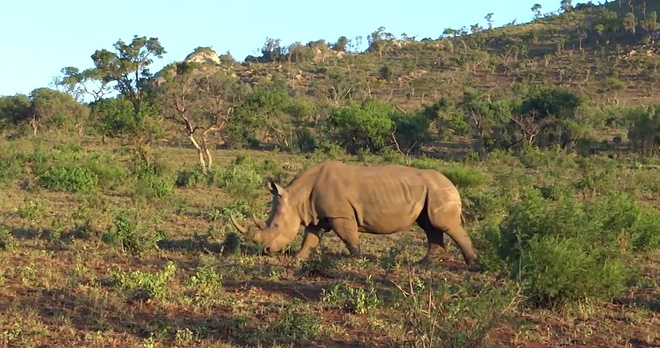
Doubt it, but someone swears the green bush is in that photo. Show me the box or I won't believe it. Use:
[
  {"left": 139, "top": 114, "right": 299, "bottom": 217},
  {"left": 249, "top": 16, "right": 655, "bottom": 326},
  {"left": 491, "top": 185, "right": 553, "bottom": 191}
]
[
  {"left": 324, "top": 99, "right": 395, "bottom": 154},
  {"left": 107, "top": 261, "right": 176, "bottom": 301},
  {"left": 215, "top": 163, "right": 263, "bottom": 199},
  {"left": 321, "top": 277, "right": 381, "bottom": 314},
  {"left": 0, "top": 226, "right": 15, "bottom": 251},
  {"left": 0, "top": 154, "right": 23, "bottom": 188},
  {"left": 440, "top": 164, "right": 488, "bottom": 189},
  {"left": 176, "top": 165, "right": 208, "bottom": 187},
  {"left": 186, "top": 266, "right": 224, "bottom": 307},
  {"left": 271, "top": 301, "right": 322, "bottom": 344},
  {"left": 130, "top": 156, "right": 174, "bottom": 198},
  {"left": 479, "top": 190, "right": 652, "bottom": 307},
  {"left": 102, "top": 212, "right": 162, "bottom": 256},
  {"left": 85, "top": 155, "right": 129, "bottom": 190},
  {"left": 389, "top": 276, "right": 520, "bottom": 348},
  {"left": 36, "top": 165, "right": 98, "bottom": 193},
  {"left": 135, "top": 173, "right": 174, "bottom": 198},
  {"left": 522, "top": 237, "right": 627, "bottom": 306}
]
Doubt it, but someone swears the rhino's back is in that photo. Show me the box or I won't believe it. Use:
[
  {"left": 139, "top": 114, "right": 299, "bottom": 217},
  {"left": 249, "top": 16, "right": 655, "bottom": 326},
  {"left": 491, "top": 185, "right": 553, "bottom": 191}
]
[{"left": 310, "top": 162, "right": 459, "bottom": 233}]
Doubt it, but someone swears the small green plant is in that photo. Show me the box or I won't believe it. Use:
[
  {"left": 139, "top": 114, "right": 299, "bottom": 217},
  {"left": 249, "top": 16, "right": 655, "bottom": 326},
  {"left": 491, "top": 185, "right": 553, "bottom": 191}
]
[
  {"left": 102, "top": 211, "right": 161, "bottom": 256},
  {"left": 215, "top": 163, "right": 263, "bottom": 198},
  {"left": 321, "top": 276, "right": 381, "bottom": 314},
  {"left": 107, "top": 261, "right": 176, "bottom": 301},
  {"left": 186, "top": 266, "right": 224, "bottom": 307},
  {"left": 299, "top": 249, "right": 335, "bottom": 278},
  {"left": 0, "top": 226, "right": 15, "bottom": 251},
  {"left": 134, "top": 173, "right": 174, "bottom": 198},
  {"left": 0, "top": 153, "right": 23, "bottom": 188},
  {"left": 18, "top": 199, "right": 48, "bottom": 225},
  {"left": 174, "top": 328, "right": 194, "bottom": 346},
  {"left": 175, "top": 165, "right": 208, "bottom": 187},
  {"left": 271, "top": 301, "right": 322, "bottom": 344},
  {"left": 43, "top": 215, "right": 66, "bottom": 243},
  {"left": 36, "top": 165, "right": 98, "bottom": 193},
  {"left": 205, "top": 200, "right": 257, "bottom": 222},
  {"left": 390, "top": 275, "right": 521, "bottom": 348}
]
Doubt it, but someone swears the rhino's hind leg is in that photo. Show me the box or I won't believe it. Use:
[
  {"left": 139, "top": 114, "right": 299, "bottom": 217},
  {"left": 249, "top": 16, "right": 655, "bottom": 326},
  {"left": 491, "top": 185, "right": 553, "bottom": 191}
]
[
  {"left": 329, "top": 218, "right": 361, "bottom": 257},
  {"left": 417, "top": 214, "right": 449, "bottom": 263},
  {"left": 429, "top": 204, "right": 478, "bottom": 265}
]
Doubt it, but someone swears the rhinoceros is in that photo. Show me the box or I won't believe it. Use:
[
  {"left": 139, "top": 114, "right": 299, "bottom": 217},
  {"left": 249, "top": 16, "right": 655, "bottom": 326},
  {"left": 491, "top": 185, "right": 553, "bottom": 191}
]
[{"left": 231, "top": 161, "right": 478, "bottom": 265}]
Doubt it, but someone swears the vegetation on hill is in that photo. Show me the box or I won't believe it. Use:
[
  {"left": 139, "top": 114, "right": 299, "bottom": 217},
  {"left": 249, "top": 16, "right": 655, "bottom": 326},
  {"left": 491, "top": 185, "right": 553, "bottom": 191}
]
[{"left": 0, "top": 1, "right": 659, "bottom": 347}]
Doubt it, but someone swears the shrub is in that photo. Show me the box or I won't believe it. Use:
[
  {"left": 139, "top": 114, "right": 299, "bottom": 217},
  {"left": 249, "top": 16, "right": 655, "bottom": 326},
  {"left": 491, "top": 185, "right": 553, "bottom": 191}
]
[
  {"left": 440, "top": 164, "right": 488, "bottom": 189},
  {"left": 130, "top": 156, "right": 174, "bottom": 198},
  {"left": 0, "top": 154, "right": 23, "bottom": 188},
  {"left": 389, "top": 276, "right": 520, "bottom": 348},
  {"left": 321, "top": 276, "right": 381, "bottom": 314},
  {"left": 324, "top": 99, "right": 395, "bottom": 154},
  {"left": 134, "top": 173, "right": 174, "bottom": 198},
  {"left": 186, "top": 266, "right": 224, "bottom": 307},
  {"left": 85, "top": 155, "right": 129, "bottom": 190},
  {"left": 205, "top": 199, "right": 258, "bottom": 222},
  {"left": 0, "top": 226, "right": 15, "bottom": 251},
  {"left": 271, "top": 301, "right": 322, "bottom": 344},
  {"left": 107, "top": 261, "right": 176, "bottom": 301},
  {"left": 102, "top": 211, "right": 162, "bottom": 256},
  {"left": 215, "top": 163, "right": 263, "bottom": 199},
  {"left": 479, "top": 190, "right": 651, "bottom": 307},
  {"left": 176, "top": 165, "right": 208, "bottom": 187},
  {"left": 36, "top": 165, "right": 98, "bottom": 193},
  {"left": 522, "top": 237, "right": 627, "bottom": 306}
]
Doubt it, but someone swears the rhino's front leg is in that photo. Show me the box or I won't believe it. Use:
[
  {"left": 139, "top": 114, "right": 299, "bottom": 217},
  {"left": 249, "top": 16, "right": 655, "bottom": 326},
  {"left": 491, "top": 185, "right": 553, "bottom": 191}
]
[
  {"left": 294, "top": 226, "right": 322, "bottom": 259},
  {"left": 329, "top": 218, "right": 361, "bottom": 257}
]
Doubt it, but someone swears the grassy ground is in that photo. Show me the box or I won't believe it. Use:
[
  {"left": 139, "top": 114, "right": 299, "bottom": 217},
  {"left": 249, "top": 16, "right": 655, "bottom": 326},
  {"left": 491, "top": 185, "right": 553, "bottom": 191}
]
[{"left": 0, "top": 134, "right": 659, "bottom": 348}]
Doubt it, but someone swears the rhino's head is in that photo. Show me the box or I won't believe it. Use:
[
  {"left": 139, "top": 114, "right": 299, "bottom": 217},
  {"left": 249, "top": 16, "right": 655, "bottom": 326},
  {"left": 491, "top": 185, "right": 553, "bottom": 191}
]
[{"left": 231, "top": 180, "right": 301, "bottom": 254}]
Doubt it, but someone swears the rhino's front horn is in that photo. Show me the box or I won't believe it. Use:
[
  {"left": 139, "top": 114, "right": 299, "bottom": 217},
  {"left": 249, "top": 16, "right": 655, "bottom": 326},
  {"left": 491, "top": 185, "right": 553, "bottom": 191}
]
[
  {"left": 252, "top": 214, "right": 267, "bottom": 229},
  {"left": 230, "top": 215, "right": 249, "bottom": 234}
]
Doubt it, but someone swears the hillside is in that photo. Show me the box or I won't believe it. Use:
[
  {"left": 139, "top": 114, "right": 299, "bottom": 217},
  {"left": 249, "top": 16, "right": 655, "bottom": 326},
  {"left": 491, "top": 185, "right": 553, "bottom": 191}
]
[{"left": 172, "top": 0, "right": 660, "bottom": 117}]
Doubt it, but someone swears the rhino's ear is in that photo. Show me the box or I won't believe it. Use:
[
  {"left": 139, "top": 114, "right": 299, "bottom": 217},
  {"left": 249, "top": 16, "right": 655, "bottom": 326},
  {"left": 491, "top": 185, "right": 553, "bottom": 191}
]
[{"left": 268, "top": 180, "right": 287, "bottom": 198}]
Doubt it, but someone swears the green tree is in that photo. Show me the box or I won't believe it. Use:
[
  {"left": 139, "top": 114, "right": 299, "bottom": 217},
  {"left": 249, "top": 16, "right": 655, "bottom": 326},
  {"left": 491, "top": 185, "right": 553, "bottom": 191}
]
[
  {"left": 443, "top": 28, "right": 460, "bottom": 38},
  {"left": 29, "top": 88, "right": 89, "bottom": 135},
  {"left": 640, "top": 11, "right": 659, "bottom": 33},
  {"left": 332, "top": 36, "right": 349, "bottom": 52},
  {"left": 627, "top": 106, "right": 660, "bottom": 156},
  {"left": 0, "top": 94, "right": 31, "bottom": 132},
  {"left": 54, "top": 66, "right": 111, "bottom": 102},
  {"left": 367, "top": 26, "right": 394, "bottom": 59},
  {"left": 518, "top": 87, "right": 584, "bottom": 149},
  {"left": 90, "top": 96, "right": 138, "bottom": 142},
  {"left": 324, "top": 99, "right": 395, "bottom": 153},
  {"left": 532, "top": 4, "right": 543, "bottom": 20},
  {"left": 230, "top": 86, "right": 310, "bottom": 149},
  {"left": 261, "top": 37, "right": 283, "bottom": 62},
  {"left": 89, "top": 35, "right": 166, "bottom": 113},
  {"left": 485, "top": 13, "right": 495, "bottom": 31},
  {"left": 561, "top": 0, "right": 573, "bottom": 12},
  {"left": 623, "top": 12, "right": 638, "bottom": 34}
]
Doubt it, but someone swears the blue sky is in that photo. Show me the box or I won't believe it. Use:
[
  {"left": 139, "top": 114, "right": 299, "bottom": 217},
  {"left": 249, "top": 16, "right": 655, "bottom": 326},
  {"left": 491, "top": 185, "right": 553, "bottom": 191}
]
[{"left": 0, "top": 0, "right": 590, "bottom": 97}]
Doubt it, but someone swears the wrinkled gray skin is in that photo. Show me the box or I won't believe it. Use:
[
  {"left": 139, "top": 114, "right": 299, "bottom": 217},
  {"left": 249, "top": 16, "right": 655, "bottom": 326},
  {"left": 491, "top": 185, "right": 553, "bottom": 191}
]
[{"left": 231, "top": 161, "right": 478, "bottom": 265}]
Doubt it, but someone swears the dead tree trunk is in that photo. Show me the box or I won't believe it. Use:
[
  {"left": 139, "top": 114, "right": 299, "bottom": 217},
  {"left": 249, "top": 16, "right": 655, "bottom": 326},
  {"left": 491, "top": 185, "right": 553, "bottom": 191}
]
[
  {"left": 30, "top": 118, "right": 38, "bottom": 135},
  {"left": 188, "top": 133, "right": 207, "bottom": 172}
]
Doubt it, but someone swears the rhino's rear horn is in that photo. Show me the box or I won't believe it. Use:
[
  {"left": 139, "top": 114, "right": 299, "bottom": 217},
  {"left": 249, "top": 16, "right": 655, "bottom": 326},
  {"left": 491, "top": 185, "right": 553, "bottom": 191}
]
[
  {"left": 230, "top": 215, "right": 248, "bottom": 234},
  {"left": 252, "top": 214, "right": 267, "bottom": 229}
]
